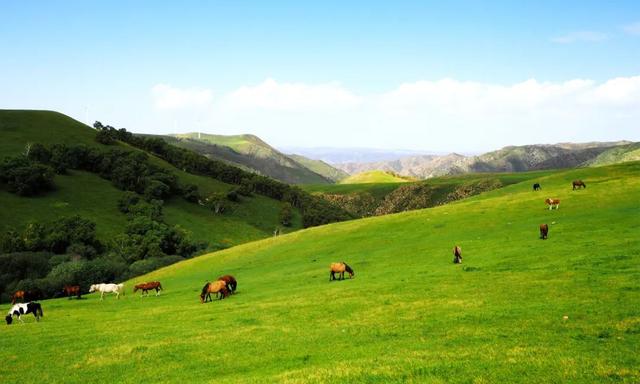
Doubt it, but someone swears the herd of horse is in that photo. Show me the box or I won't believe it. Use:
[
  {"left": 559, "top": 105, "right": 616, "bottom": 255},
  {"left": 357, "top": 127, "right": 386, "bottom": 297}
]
[{"left": 5, "top": 179, "right": 587, "bottom": 324}]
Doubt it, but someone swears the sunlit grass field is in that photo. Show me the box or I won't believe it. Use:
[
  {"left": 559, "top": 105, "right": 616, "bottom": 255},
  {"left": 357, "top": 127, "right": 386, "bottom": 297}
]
[
  {"left": 0, "top": 110, "right": 303, "bottom": 247},
  {"left": 1, "top": 162, "right": 639, "bottom": 383}
]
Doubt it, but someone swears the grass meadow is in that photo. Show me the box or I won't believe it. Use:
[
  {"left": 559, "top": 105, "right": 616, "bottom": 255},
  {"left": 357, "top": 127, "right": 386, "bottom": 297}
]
[{"left": 1, "top": 161, "right": 639, "bottom": 383}]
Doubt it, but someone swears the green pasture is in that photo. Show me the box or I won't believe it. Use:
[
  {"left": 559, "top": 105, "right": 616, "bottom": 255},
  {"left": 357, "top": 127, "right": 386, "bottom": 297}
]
[
  {"left": 339, "top": 170, "right": 412, "bottom": 184},
  {"left": 1, "top": 162, "right": 639, "bottom": 383}
]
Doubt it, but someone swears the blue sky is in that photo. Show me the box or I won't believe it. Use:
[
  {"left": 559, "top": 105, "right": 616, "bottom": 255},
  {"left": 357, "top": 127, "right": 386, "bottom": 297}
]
[{"left": 1, "top": 1, "right": 639, "bottom": 152}]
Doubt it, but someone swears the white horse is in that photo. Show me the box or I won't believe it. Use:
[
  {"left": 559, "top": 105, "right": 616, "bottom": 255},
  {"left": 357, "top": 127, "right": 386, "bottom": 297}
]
[{"left": 89, "top": 283, "right": 125, "bottom": 300}]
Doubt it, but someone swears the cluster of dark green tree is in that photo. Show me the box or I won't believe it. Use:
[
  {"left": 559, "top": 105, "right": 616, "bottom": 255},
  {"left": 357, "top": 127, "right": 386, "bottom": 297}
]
[
  {"left": 0, "top": 207, "right": 202, "bottom": 303},
  {"left": 93, "top": 122, "right": 352, "bottom": 227},
  {"left": 0, "top": 153, "right": 55, "bottom": 196}
]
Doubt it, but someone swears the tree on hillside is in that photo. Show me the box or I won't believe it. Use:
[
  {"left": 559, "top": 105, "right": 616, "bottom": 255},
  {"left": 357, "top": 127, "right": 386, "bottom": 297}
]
[
  {"left": 279, "top": 202, "right": 293, "bottom": 227},
  {"left": 205, "top": 193, "right": 229, "bottom": 214},
  {"left": 0, "top": 156, "right": 55, "bottom": 196}
]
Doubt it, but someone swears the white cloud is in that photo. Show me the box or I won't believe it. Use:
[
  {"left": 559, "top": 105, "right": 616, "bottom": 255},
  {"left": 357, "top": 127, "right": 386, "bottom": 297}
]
[
  {"left": 622, "top": 22, "right": 640, "bottom": 35},
  {"left": 550, "top": 31, "right": 608, "bottom": 44},
  {"left": 147, "top": 76, "right": 640, "bottom": 152},
  {"left": 222, "top": 78, "right": 361, "bottom": 110},
  {"left": 378, "top": 78, "right": 599, "bottom": 115},
  {"left": 151, "top": 84, "right": 213, "bottom": 109},
  {"left": 582, "top": 76, "right": 640, "bottom": 105}
]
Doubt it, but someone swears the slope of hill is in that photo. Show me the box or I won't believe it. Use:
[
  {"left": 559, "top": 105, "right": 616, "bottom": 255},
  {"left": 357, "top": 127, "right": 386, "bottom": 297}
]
[
  {"left": 305, "top": 170, "right": 552, "bottom": 217},
  {"left": 287, "top": 154, "right": 349, "bottom": 182},
  {"left": 339, "top": 170, "right": 413, "bottom": 184},
  {"left": 335, "top": 141, "right": 634, "bottom": 179},
  {"left": 0, "top": 111, "right": 302, "bottom": 247},
  {"left": 2, "top": 161, "right": 638, "bottom": 382},
  {"left": 585, "top": 142, "right": 640, "bottom": 166},
  {"left": 164, "top": 133, "right": 334, "bottom": 185}
]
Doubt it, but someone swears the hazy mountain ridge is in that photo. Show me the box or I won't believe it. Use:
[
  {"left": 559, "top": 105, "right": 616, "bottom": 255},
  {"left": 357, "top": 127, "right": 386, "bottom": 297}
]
[
  {"left": 157, "top": 133, "right": 337, "bottom": 185},
  {"left": 335, "top": 141, "right": 634, "bottom": 178}
]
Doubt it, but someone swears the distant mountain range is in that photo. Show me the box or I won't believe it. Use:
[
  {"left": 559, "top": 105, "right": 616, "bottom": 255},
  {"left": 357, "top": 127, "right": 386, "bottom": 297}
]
[
  {"left": 333, "top": 141, "right": 639, "bottom": 178},
  {"left": 150, "top": 133, "right": 348, "bottom": 184},
  {"left": 279, "top": 147, "right": 442, "bottom": 164},
  {"left": 146, "top": 132, "right": 639, "bottom": 184}
]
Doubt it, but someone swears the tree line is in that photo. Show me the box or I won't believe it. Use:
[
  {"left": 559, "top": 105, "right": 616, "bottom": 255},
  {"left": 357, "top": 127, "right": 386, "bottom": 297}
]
[{"left": 92, "top": 122, "right": 352, "bottom": 227}]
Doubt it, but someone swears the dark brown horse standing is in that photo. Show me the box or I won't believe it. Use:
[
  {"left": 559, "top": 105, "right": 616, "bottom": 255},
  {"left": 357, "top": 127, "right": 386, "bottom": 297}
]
[
  {"left": 572, "top": 180, "right": 586, "bottom": 190},
  {"left": 63, "top": 285, "right": 82, "bottom": 299},
  {"left": 133, "top": 281, "right": 163, "bottom": 297},
  {"left": 216, "top": 275, "right": 237, "bottom": 294},
  {"left": 453, "top": 246, "right": 463, "bottom": 264},
  {"left": 539, "top": 224, "right": 549, "bottom": 240}
]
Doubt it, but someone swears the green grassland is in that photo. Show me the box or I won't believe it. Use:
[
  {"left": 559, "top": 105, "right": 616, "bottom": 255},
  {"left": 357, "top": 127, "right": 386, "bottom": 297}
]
[
  {"left": 305, "top": 170, "right": 554, "bottom": 196},
  {"left": 1, "top": 161, "right": 638, "bottom": 383},
  {"left": 0, "top": 110, "right": 302, "bottom": 247},
  {"left": 339, "top": 170, "right": 413, "bottom": 184}
]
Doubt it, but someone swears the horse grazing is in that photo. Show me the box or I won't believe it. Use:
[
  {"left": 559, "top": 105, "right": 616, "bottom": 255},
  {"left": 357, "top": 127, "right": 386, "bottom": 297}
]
[
  {"left": 533, "top": 183, "right": 541, "bottom": 191},
  {"left": 545, "top": 198, "right": 560, "bottom": 210},
  {"left": 453, "top": 245, "right": 463, "bottom": 264},
  {"left": 200, "top": 280, "right": 229, "bottom": 303},
  {"left": 216, "top": 275, "right": 237, "bottom": 294},
  {"left": 5, "top": 302, "right": 43, "bottom": 325},
  {"left": 89, "top": 283, "right": 125, "bottom": 300},
  {"left": 572, "top": 180, "right": 586, "bottom": 190},
  {"left": 133, "top": 281, "right": 163, "bottom": 297},
  {"left": 329, "top": 262, "right": 354, "bottom": 281},
  {"left": 63, "top": 285, "right": 81, "bottom": 299},
  {"left": 539, "top": 224, "right": 549, "bottom": 240}
]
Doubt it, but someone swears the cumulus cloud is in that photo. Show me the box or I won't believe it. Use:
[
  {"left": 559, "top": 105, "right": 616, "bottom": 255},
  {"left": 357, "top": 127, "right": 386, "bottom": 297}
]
[
  {"left": 222, "top": 78, "right": 361, "bottom": 110},
  {"left": 151, "top": 84, "right": 213, "bottom": 109},
  {"left": 622, "top": 21, "right": 640, "bottom": 35},
  {"left": 550, "top": 31, "right": 608, "bottom": 44}
]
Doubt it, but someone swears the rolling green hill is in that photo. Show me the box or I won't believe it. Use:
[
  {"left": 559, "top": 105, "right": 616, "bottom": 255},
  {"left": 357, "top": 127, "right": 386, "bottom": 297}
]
[
  {"left": 585, "top": 142, "right": 640, "bottom": 167},
  {"left": 305, "top": 171, "right": 553, "bottom": 217},
  {"left": 162, "top": 132, "right": 335, "bottom": 185},
  {"left": 339, "top": 170, "right": 413, "bottom": 184},
  {"left": 0, "top": 110, "right": 302, "bottom": 248},
  {"left": 2, "top": 161, "right": 638, "bottom": 383},
  {"left": 288, "top": 154, "right": 349, "bottom": 182}
]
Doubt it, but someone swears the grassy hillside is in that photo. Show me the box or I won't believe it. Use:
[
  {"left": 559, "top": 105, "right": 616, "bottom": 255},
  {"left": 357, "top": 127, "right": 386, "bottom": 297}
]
[
  {"left": 305, "top": 170, "right": 553, "bottom": 217},
  {"left": 288, "top": 154, "right": 349, "bottom": 182},
  {"left": 339, "top": 170, "right": 412, "bottom": 184},
  {"left": 165, "top": 133, "right": 333, "bottom": 185},
  {"left": 586, "top": 142, "right": 640, "bottom": 167},
  {"left": 2, "top": 161, "right": 638, "bottom": 383},
  {"left": 0, "top": 110, "right": 303, "bottom": 248}
]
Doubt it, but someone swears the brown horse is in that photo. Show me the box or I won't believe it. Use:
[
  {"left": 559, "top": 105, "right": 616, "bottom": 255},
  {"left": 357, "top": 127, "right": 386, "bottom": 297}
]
[
  {"left": 133, "top": 281, "right": 163, "bottom": 297},
  {"left": 572, "top": 180, "right": 586, "bottom": 190},
  {"left": 216, "top": 275, "right": 237, "bottom": 294},
  {"left": 63, "top": 285, "right": 81, "bottom": 299},
  {"left": 329, "top": 262, "right": 354, "bottom": 281},
  {"left": 539, "top": 224, "right": 549, "bottom": 240},
  {"left": 453, "top": 245, "right": 462, "bottom": 264},
  {"left": 11, "top": 290, "right": 25, "bottom": 305},
  {"left": 545, "top": 198, "right": 560, "bottom": 210},
  {"left": 200, "top": 280, "right": 229, "bottom": 303}
]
